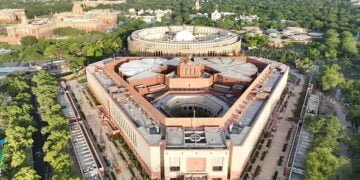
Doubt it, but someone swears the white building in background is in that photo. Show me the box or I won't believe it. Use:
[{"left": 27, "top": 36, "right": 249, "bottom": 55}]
[
  {"left": 145, "top": 9, "right": 154, "bottom": 14},
  {"left": 137, "top": 9, "right": 144, "bottom": 15},
  {"left": 282, "top": 27, "right": 307, "bottom": 36},
  {"left": 128, "top": 8, "right": 136, "bottom": 14},
  {"left": 235, "top": 15, "right": 259, "bottom": 22},
  {"left": 190, "top": 13, "right": 208, "bottom": 19},
  {"left": 125, "top": 8, "right": 172, "bottom": 24},
  {"left": 211, "top": 9, "right": 222, "bottom": 21},
  {"left": 211, "top": 9, "right": 236, "bottom": 21}
]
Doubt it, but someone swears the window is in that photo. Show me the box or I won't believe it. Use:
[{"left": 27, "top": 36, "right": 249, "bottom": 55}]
[
  {"left": 170, "top": 166, "right": 180, "bottom": 171},
  {"left": 212, "top": 166, "right": 223, "bottom": 171}
]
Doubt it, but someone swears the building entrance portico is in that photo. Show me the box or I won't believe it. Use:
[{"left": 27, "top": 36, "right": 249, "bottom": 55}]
[{"left": 184, "top": 173, "right": 208, "bottom": 180}]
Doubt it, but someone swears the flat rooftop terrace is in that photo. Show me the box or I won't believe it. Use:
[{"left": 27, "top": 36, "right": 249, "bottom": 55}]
[{"left": 166, "top": 127, "right": 226, "bottom": 149}]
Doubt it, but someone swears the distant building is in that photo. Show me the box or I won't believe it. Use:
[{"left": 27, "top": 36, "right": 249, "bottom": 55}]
[
  {"left": 211, "top": 9, "right": 236, "bottom": 21},
  {"left": 308, "top": 32, "right": 323, "bottom": 39},
  {"left": 125, "top": 9, "right": 172, "bottom": 23},
  {"left": 128, "top": 25, "right": 241, "bottom": 56},
  {"left": 288, "top": 34, "right": 312, "bottom": 44},
  {"left": 268, "top": 38, "right": 284, "bottom": 48},
  {"left": 193, "top": 0, "right": 201, "bottom": 11},
  {"left": 128, "top": 8, "right": 136, "bottom": 14},
  {"left": 235, "top": 15, "right": 259, "bottom": 22},
  {"left": 265, "top": 29, "right": 279, "bottom": 37},
  {"left": 282, "top": 27, "right": 307, "bottom": 36},
  {"left": 241, "top": 26, "right": 263, "bottom": 35},
  {"left": 0, "top": 3, "right": 118, "bottom": 44},
  {"left": 211, "top": 9, "right": 222, "bottom": 21},
  {"left": 137, "top": 9, "right": 144, "bottom": 16},
  {"left": 190, "top": 13, "right": 208, "bottom": 19},
  {"left": 350, "top": 0, "right": 360, "bottom": 6},
  {"left": 76, "top": 0, "right": 126, "bottom": 8},
  {"left": 0, "top": 9, "right": 27, "bottom": 24}
]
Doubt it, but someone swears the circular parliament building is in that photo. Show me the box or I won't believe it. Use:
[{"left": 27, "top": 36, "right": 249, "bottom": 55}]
[{"left": 127, "top": 25, "right": 242, "bottom": 56}]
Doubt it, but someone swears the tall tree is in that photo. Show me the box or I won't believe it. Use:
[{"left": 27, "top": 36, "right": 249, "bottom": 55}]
[
  {"left": 20, "top": 36, "right": 38, "bottom": 47},
  {"left": 340, "top": 31, "right": 358, "bottom": 57},
  {"left": 320, "top": 64, "right": 344, "bottom": 91},
  {"left": 306, "top": 147, "right": 342, "bottom": 180}
]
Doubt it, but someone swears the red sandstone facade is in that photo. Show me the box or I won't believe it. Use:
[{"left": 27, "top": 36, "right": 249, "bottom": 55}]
[{"left": 0, "top": 3, "right": 118, "bottom": 44}]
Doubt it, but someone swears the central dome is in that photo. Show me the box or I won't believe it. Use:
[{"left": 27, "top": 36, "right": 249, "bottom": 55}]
[{"left": 174, "top": 30, "right": 195, "bottom": 41}]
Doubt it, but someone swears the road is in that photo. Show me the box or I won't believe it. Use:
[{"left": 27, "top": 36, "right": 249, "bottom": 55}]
[{"left": 67, "top": 79, "right": 133, "bottom": 180}]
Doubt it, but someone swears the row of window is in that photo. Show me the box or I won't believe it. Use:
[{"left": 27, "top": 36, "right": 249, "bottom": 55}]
[
  {"left": 110, "top": 100, "right": 137, "bottom": 147},
  {"left": 169, "top": 166, "right": 223, "bottom": 172}
]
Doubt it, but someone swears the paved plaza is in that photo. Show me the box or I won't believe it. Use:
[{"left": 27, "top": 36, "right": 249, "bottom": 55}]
[{"left": 255, "top": 71, "right": 305, "bottom": 180}]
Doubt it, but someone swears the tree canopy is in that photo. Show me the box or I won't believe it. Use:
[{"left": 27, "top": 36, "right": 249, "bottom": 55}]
[
  {"left": 53, "top": 27, "right": 85, "bottom": 37},
  {"left": 304, "top": 115, "right": 350, "bottom": 179},
  {"left": 20, "top": 36, "right": 38, "bottom": 47},
  {"left": 306, "top": 147, "right": 343, "bottom": 180},
  {"left": 32, "top": 70, "right": 75, "bottom": 178},
  {"left": 320, "top": 64, "right": 344, "bottom": 91},
  {"left": 0, "top": 75, "right": 39, "bottom": 179}
]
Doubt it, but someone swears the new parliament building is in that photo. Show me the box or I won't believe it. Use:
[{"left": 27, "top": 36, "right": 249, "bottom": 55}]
[{"left": 86, "top": 25, "right": 288, "bottom": 180}]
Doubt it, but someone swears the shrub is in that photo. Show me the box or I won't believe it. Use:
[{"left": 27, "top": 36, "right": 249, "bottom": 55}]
[
  {"left": 104, "top": 158, "right": 110, "bottom": 166},
  {"left": 260, "top": 150, "right": 268, "bottom": 161},
  {"left": 286, "top": 127, "right": 293, "bottom": 140},
  {"left": 247, "top": 164, "right": 253, "bottom": 172},
  {"left": 272, "top": 171, "right": 279, "bottom": 180},
  {"left": 264, "top": 132, "right": 271, "bottom": 138},
  {"left": 251, "top": 157, "right": 256, "bottom": 163},
  {"left": 128, "top": 167, "right": 135, "bottom": 176},
  {"left": 243, "top": 173, "right": 249, "bottom": 180},
  {"left": 257, "top": 144, "right": 262, "bottom": 150},
  {"left": 278, "top": 156, "right": 284, "bottom": 166},
  {"left": 254, "top": 166, "right": 261, "bottom": 177},
  {"left": 260, "top": 139, "right": 265, "bottom": 144},
  {"left": 266, "top": 139, "right": 272, "bottom": 148},
  {"left": 282, "top": 144, "right": 288, "bottom": 152},
  {"left": 110, "top": 172, "right": 116, "bottom": 180},
  {"left": 255, "top": 151, "right": 259, "bottom": 158}
]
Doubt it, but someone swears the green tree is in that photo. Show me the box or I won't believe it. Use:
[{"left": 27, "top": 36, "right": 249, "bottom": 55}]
[
  {"left": 307, "top": 48, "right": 320, "bottom": 61},
  {"left": 306, "top": 147, "right": 339, "bottom": 180},
  {"left": 320, "top": 64, "right": 344, "bottom": 91},
  {"left": 20, "top": 36, "right": 38, "bottom": 46},
  {"left": 53, "top": 27, "right": 85, "bottom": 37},
  {"left": 324, "top": 29, "right": 340, "bottom": 50},
  {"left": 298, "top": 57, "right": 313, "bottom": 71},
  {"left": 13, "top": 167, "right": 40, "bottom": 180},
  {"left": 305, "top": 115, "right": 342, "bottom": 150},
  {"left": 348, "top": 105, "right": 360, "bottom": 128},
  {"left": 340, "top": 31, "right": 358, "bottom": 57}
]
